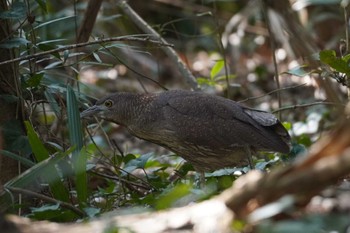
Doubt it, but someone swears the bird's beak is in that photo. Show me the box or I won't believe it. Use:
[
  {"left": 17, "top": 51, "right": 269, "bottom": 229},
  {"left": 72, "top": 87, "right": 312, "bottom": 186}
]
[{"left": 80, "top": 105, "right": 103, "bottom": 118}]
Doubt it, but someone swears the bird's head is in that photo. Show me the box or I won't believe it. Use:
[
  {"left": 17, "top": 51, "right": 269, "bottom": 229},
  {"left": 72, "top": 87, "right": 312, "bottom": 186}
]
[
  {"left": 80, "top": 93, "right": 138, "bottom": 124},
  {"left": 80, "top": 95, "right": 115, "bottom": 120}
]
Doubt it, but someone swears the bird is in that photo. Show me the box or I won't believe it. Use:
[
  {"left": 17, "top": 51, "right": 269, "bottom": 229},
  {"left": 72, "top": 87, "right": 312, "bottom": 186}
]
[{"left": 80, "top": 90, "right": 291, "bottom": 172}]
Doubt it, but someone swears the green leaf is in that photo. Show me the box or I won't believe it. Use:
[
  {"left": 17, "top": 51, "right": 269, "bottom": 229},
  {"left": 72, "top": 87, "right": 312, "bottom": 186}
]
[
  {"left": 214, "top": 74, "right": 236, "bottom": 81},
  {"left": 24, "top": 121, "right": 69, "bottom": 202},
  {"left": 0, "top": 38, "right": 30, "bottom": 49},
  {"left": 66, "top": 85, "right": 87, "bottom": 205},
  {"left": 210, "top": 60, "right": 225, "bottom": 79},
  {"left": 29, "top": 204, "right": 78, "bottom": 221},
  {"left": 66, "top": 86, "right": 84, "bottom": 157},
  {"left": 0, "top": 150, "right": 35, "bottom": 167},
  {"left": 0, "top": 2, "right": 26, "bottom": 19},
  {"left": 75, "top": 149, "right": 88, "bottom": 207},
  {"left": 342, "top": 53, "right": 350, "bottom": 63},
  {"left": 205, "top": 168, "right": 242, "bottom": 177},
  {"left": 0, "top": 154, "right": 58, "bottom": 211},
  {"left": 38, "top": 44, "right": 60, "bottom": 59},
  {"left": 34, "top": 15, "right": 76, "bottom": 30},
  {"left": 155, "top": 183, "right": 191, "bottom": 210},
  {"left": 2, "top": 119, "right": 31, "bottom": 156},
  {"left": 282, "top": 121, "right": 292, "bottom": 131},
  {"left": 4, "top": 150, "right": 67, "bottom": 188},
  {"left": 27, "top": 73, "right": 44, "bottom": 88},
  {"left": 92, "top": 52, "right": 103, "bottom": 63},
  {"left": 44, "top": 89, "right": 61, "bottom": 118},
  {"left": 83, "top": 207, "right": 101, "bottom": 218},
  {"left": 124, "top": 153, "right": 154, "bottom": 173},
  {"left": 24, "top": 121, "right": 50, "bottom": 162},
  {"left": 0, "top": 94, "right": 19, "bottom": 103},
  {"left": 282, "top": 65, "right": 313, "bottom": 77},
  {"left": 34, "top": 0, "right": 47, "bottom": 13},
  {"left": 319, "top": 50, "right": 350, "bottom": 75},
  {"left": 197, "top": 77, "right": 216, "bottom": 86}
]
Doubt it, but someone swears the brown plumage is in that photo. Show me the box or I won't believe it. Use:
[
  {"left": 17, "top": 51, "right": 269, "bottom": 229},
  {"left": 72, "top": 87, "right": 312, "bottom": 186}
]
[{"left": 80, "top": 90, "right": 291, "bottom": 172}]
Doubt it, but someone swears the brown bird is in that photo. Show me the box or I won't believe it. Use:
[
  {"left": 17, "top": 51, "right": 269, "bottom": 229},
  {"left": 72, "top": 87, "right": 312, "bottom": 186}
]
[{"left": 80, "top": 90, "right": 290, "bottom": 172}]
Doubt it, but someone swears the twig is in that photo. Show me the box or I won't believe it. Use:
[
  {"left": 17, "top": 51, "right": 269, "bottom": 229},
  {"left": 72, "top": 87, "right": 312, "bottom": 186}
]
[
  {"left": 90, "top": 171, "right": 152, "bottom": 192},
  {"left": 6, "top": 187, "right": 87, "bottom": 218},
  {"left": 117, "top": 1, "right": 199, "bottom": 90},
  {"left": 239, "top": 83, "right": 306, "bottom": 103},
  {"left": 0, "top": 36, "right": 173, "bottom": 67},
  {"left": 261, "top": 0, "right": 282, "bottom": 120},
  {"left": 272, "top": 101, "right": 345, "bottom": 113},
  {"left": 341, "top": 2, "right": 350, "bottom": 100}
]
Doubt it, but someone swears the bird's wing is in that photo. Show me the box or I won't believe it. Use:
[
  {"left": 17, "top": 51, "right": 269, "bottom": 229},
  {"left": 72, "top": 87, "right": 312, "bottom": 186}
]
[
  {"left": 242, "top": 108, "right": 279, "bottom": 126},
  {"left": 158, "top": 92, "right": 276, "bottom": 149}
]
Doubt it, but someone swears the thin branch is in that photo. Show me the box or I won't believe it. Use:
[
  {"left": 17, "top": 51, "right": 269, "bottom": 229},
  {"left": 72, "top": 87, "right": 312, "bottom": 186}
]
[
  {"left": 272, "top": 101, "right": 345, "bottom": 113},
  {"left": 0, "top": 36, "right": 173, "bottom": 67},
  {"left": 6, "top": 187, "right": 87, "bottom": 218},
  {"left": 342, "top": 2, "right": 350, "bottom": 100},
  {"left": 261, "top": 0, "right": 282, "bottom": 119},
  {"left": 90, "top": 171, "right": 152, "bottom": 191},
  {"left": 117, "top": 1, "right": 199, "bottom": 90},
  {"left": 239, "top": 83, "right": 306, "bottom": 103}
]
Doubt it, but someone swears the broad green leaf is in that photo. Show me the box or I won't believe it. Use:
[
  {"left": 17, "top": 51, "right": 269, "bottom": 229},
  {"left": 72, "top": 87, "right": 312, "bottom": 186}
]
[
  {"left": 319, "top": 50, "right": 350, "bottom": 75},
  {"left": 4, "top": 150, "right": 67, "bottom": 188},
  {"left": 155, "top": 183, "right": 191, "bottom": 210},
  {"left": 24, "top": 121, "right": 50, "bottom": 162},
  {"left": 0, "top": 149, "right": 74, "bottom": 212},
  {"left": 124, "top": 153, "right": 154, "bottom": 173},
  {"left": 2, "top": 119, "right": 31, "bottom": 156},
  {"left": 24, "top": 121, "right": 69, "bottom": 202},
  {"left": 29, "top": 204, "right": 78, "bottom": 221},
  {"left": 210, "top": 60, "right": 225, "bottom": 79},
  {"left": 26, "top": 73, "right": 44, "bottom": 88},
  {"left": 319, "top": 50, "right": 336, "bottom": 63}
]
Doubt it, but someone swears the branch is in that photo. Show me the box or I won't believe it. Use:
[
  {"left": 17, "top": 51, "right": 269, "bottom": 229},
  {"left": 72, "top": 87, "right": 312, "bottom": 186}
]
[
  {"left": 117, "top": 1, "right": 199, "bottom": 90},
  {"left": 76, "top": 0, "right": 103, "bottom": 44},
  {"left": 6, "top": 187, "right": 87, "bottom": 218},
  {"left": 272, "top": 101, "right": 345, "bottom": 113},
  {"left": 0, "top": 36, "right": 173, "bottom": 67}
]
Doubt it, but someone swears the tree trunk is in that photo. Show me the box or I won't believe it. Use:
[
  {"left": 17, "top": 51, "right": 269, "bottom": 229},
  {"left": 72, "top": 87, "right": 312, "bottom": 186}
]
[{"left": 0, "top": 0, "right": 22, "bottom": 186}]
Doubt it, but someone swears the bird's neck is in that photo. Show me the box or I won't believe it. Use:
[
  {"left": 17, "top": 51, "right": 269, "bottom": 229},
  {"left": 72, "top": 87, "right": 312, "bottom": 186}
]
[{"left": 114, "top": 93, "right": 154, "bottom": 126}]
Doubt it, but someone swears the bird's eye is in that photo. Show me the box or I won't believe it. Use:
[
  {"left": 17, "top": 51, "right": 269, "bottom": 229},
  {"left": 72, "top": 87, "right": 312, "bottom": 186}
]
[{"left": 104, "top": 100, "right": 113, "bottom": 108}]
